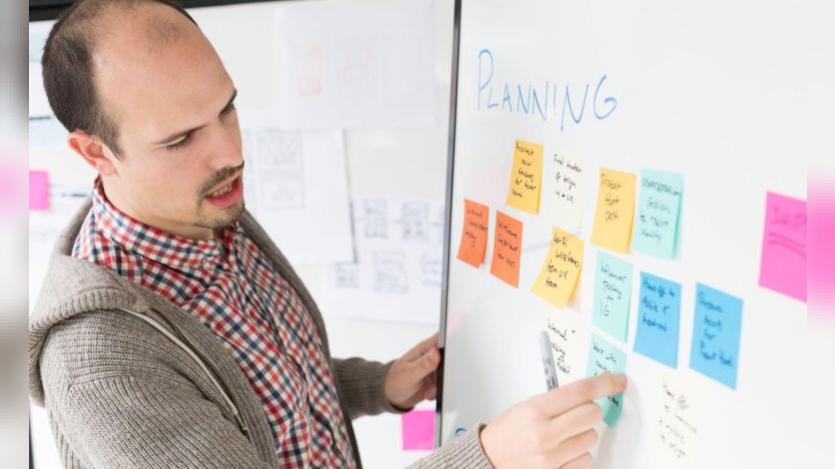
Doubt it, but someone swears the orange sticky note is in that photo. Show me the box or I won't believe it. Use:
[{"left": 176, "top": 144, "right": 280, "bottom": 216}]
[
  {"left": 506, "top": 139, "right": 543, "bottom": 214},
  {"left": 456, "top": 199, "right": 490, "bottom": 267},
  {"left": 532, "top": 227, "right": 585, "bottom": 308},
  {"left": 591, "top": 168, "right": 636, "bottom": 253},
  {"left": 490, "top": 211, "right": 524, "bottom": 287}
]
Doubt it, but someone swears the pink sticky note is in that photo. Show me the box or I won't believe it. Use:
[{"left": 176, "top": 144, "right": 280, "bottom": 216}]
[
  {"left": 29, "top": 170, "right": 50, "bottom": 211},
  {"left": 808, "top": 175, "right": 835, "bottom": 323},
  {"left": 401, "top": 410, "right": 435, "bottom": 450},
  {"left": 759, "top": 192, "right": 806, "bottom": 301}
]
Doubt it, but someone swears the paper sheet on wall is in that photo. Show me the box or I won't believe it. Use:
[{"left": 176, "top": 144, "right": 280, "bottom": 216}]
[
  {"left": 272, "top": 0, "right": 435, "bottom": 130},
  {"left": 29, "top": 25, "right": 52, "bottom": 118},
  {"left": 241, "top": 127, "right": 353, "bottom": 266},
  {"left": 317, "top": 197, "right": 445, "bottom": 325},
  {"left": 29, "top": 181, "right": 93, "bottom": 312}
]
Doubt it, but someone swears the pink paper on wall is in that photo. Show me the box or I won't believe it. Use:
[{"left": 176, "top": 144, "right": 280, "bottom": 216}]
[
  {"left": 29, "top": 170, "right": 50, "bottom": 211},
  {"left": 401, "top": 409, "right": 435, "bottom": 450},
  {"left": 758, "top": 192, "right": 806, "bottom": 301}
]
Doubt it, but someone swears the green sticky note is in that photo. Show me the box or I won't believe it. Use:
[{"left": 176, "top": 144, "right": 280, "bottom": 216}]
[
  {"left": 586, "top": 334, "right": 627, "bottom": 427},
  {"left": 633, "top": 169, "right": 684, "bottom": 259},
  {"left": 592, "top": 252, "right": 633, "bottom": 342}
]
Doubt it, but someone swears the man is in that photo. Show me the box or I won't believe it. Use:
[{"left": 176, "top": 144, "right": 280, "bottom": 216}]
[{"left": 28, "top": 0, "right": 626, "bottom": 467}]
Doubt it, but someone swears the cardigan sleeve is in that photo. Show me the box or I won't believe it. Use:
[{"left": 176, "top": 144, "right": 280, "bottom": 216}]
[{"left": 331, "top": 357, "right": 411, "bottom": 419}]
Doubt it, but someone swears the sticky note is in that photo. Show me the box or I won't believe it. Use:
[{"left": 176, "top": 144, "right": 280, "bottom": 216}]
[
  {"left": 634, "top": 273, "right": 682, "bottom": 368},
  {"left": 587, "top": 334, "right": 627, "bottom": 427},
  {"left": 401, "top": 409, "right": 435, "bottom": 450},
  {"left": 546, "top": 313, "right": 583, "bottom": 385},
  {"left": 591, "top": 168, "right": 636, "bottom": 253},
  {"left": 506, "top": 139, "right": 543, "bottom": 214},
  {"left": 655, "top": 374, "right": 702, "bottom": 468},
  {"left": 29, "top": 170, "right": 50, "bottom": 211},
  {"left": 689, "top": 283, "right": 743, "bottom": 389},
  {"left": 456, "top": 199, "right": 490, "bottom": 267},
  {"left": 592, "top": 252, "right": 633, "bottom": 342},
  {"left": 489, "top": 211, "right": 523, "bottom": 287},
  {"left": 758, "top": 192, "right": 806, "bottom": 302},
  {"left": 551, "top": 152, "right": 585, "bottom": 232},
  {"left": 531, "top": 227, "right": 584, "bottom": 308},
  {"left": 633, "top": 169, "right": 684, "bottom": 259}
]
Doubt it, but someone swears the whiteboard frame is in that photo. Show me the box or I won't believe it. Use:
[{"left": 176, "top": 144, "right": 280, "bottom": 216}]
[{"left": 435, "top": 0, "right": 462, "bottom": 447}]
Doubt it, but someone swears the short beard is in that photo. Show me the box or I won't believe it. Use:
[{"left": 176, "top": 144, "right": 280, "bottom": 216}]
[{"left": 195, "top": 200, "right": 245, "bottom": 230}]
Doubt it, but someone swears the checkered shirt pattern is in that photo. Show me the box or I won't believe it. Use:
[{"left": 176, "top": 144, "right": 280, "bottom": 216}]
[{"left": 72, "top": 178, "right": 355, "bottom": 468}]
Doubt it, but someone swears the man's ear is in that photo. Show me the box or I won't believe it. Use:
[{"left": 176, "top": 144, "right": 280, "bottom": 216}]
[{"left": 67, "top": 130, "right": 119, "bottom": 177}]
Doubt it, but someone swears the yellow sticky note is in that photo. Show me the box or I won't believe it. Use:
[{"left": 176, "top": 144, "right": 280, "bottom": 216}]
[
  {"left": 591, "top": 168, "right": 636, "bottom": 253},
  {"left": 506, "top": 139, "right": 543, "bottom": 214},
  {"left": 532, "top": 227, "right": 585, "bottom": 308}
]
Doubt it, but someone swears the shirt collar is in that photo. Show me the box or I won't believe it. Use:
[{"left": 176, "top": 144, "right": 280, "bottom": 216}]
[{"left": 91, "top": 177, "right": 236, "bottom": 270}]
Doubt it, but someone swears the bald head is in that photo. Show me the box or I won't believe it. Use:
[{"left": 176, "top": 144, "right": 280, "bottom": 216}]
[
  {"left": 45, "top": 0, "right": 244, "bottom": 242},
  {"left": 42, "top": 0, "right": 201, "bottom": 155}
]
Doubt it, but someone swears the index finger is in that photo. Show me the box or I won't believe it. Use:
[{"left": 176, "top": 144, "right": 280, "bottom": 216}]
[
  {"left": 536, "top": 372, "right": 627, "bottom": 418},
  {"left": 402, "top": 332, "right": 440, "bottom": 360}
]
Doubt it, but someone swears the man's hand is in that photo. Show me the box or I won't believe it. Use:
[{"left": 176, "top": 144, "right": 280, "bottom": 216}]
[
  {"left": 480, "top": 372, "right": 627, "bottom": 469},
  {"left": 384, "top": 333, "right": 441, "bottom": 410}
]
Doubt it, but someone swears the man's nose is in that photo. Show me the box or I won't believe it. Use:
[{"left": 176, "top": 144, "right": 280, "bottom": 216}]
[{"left": 207, "top": 121, "right": 243, "bottom": 170}]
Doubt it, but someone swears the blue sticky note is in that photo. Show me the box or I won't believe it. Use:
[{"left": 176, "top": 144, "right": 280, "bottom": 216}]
[
  {"left": 586, "top": 334, "right": 627, "bottom": 427},
  {"left": 633, "top": 272, "right": 682, "bottom": 368},
  {"left": 592, "top": 252, "right": 633, "bottom": 342},
  {"left": 689, "top": 283, "right": 743, "bottom": 389},
  {"left": 633, "top": 170, "right": 684, "bottom": 259}
]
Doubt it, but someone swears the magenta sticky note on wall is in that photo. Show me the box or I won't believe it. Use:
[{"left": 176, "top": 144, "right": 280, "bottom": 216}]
[
  {"left": 759, "top": 192, "right": 806, "bottom": 301},
  {"left": 401, "top": 409, "right": 435, "bottom": 450},
  {"left": 29, "top": 170, "right": 50, "bottom": 211}
]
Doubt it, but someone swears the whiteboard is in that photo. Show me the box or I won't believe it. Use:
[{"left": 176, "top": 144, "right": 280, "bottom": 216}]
[{"left": 438, "top": 1, "right": 835, "bottom": 467}]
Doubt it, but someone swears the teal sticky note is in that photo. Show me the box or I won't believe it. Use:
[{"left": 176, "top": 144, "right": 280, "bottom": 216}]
[
  {"left": 633, "top": 169, "right": 684, "bottom": 259},
  {"left": 689, "top": 283, "right": 743, "bottom": 389},
  {"left": 592, "top": 252, "right": 633, "bottom": 342},
  {"left": 586, "top": 334, "right": 627, "bottom": 427},
  {"left": 633, "top": 272, "right": 682, "bottom": 368}
]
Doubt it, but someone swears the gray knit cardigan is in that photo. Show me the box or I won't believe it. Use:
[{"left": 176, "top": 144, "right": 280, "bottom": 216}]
[{"left": 28, "top": 199, "right": 492, "bottom": 468}]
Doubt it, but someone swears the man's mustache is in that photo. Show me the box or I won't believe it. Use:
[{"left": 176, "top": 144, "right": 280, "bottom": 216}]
[{"left": 201, "top": 161, "right": 245, "bottom": 196}]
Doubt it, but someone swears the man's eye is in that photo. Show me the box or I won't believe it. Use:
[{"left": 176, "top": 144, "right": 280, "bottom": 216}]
[
  {"left": 221, "top": 102, "right": 236, "bottom": 116},
  {"left": 166, "top": 134, "right": 192, "bottom": 150}
]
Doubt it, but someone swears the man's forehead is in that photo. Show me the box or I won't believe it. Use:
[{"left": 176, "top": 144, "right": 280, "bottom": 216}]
[{"left": 91, "top": 5, "right": 231, "bottom": 138}]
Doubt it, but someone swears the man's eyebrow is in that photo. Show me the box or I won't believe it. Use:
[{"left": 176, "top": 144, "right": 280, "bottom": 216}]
[{"left": 153, "top": 89, "right": 238, "bottom": 145}]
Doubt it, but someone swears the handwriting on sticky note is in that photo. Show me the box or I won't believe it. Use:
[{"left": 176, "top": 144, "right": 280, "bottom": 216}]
[
  {"left": 401, "top": 409, "right": 435, "bottom": 450},
  {"left": 689, "top": 283, "right": 743, "bottom": 389},
  {"left": 758, "top": 192, "right": 806, "bottom": 302},
  {"left": 587, "top": 334, "right": 627, "bottom": 427},
  {"left": 456, "top": 199, "right": 490, "bottom": 267},
  {"left": 489, "top": 211, "right": 523, "bottom": 287},
  {"left": 591, "top": 168, "right": 636, "bottom": 253},
  {"left": 656, "top": 375, "right": 701, "bottom": 468},
  {"left": 546, "top": 314, "right": 583, "bottom": 385},
  {"left": 592, "top": 252, "right": 633, "bottom": 342},
  {"left": 633, "top": 170, "right": 684, "bottom": 259},
  {"left": 634, "top": 272, "right": 682, "bottom": 368},
  {"left": 551, "top": 152, "right": 585, "bottom": 231},
  {"left": 29, "top": 170, "right": 50, "bottom": 211},
  {"left": 532, "top": 227, "right": 584, "bottom": 308},
  {"left": 506, "top": 139, "right": 543, "bottom": 214}
]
